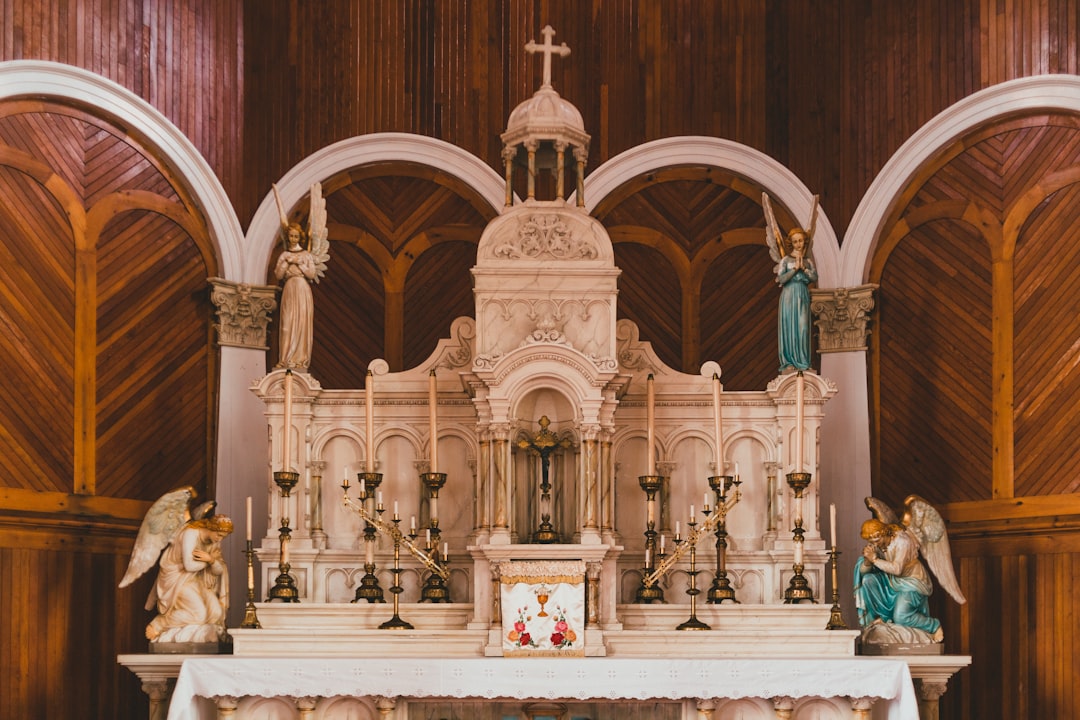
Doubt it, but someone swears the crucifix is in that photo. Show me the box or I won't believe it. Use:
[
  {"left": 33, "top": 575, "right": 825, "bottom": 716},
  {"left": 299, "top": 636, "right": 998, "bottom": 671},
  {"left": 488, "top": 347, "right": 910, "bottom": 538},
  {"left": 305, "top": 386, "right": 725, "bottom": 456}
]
[
  {"left": 525, "top": 25, "right": 570, "bottom": 88},
  {"left": 517, "top": 415, "right": 572, "bottom": 543}
]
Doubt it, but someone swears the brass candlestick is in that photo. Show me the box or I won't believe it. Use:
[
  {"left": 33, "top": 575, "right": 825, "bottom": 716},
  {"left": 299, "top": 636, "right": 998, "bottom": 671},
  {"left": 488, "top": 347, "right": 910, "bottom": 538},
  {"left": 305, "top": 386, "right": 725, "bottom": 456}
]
[
  {"left": 351, "top": 472, "right": 385, "bottom": 603},
  {"left": 379, "top": 515, "right": 414, "bottom": 630},
  {"left": 419, "top": 471, "right": 451, "bottom": 602},
  {"left": 707, "top": 474, "right": 739, "bottom": 604},
  {"left": 783, "top": 471, "right": 815, "bottom": 603},
  {"left": 676, "top": 518, "right": 710, "bottom": 630},
  {"left": 826, "top": 546, "right": 847, "bottom": 629},
  {"left": 267, "top": 470, "right": 300, "bottom": 602},
  {"left": 635, "top": 474, "right": 665, "bottom": 604},
  {"left": 240, "top": 539, "right": 262, "bottom": 628}
]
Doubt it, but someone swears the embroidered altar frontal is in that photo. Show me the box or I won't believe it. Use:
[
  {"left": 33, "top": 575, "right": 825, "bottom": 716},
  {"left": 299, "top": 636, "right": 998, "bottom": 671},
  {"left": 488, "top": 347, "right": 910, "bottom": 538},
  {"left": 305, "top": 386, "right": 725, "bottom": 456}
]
[{"left": 500, "top": 560, "right": 585, "bottom": 657}]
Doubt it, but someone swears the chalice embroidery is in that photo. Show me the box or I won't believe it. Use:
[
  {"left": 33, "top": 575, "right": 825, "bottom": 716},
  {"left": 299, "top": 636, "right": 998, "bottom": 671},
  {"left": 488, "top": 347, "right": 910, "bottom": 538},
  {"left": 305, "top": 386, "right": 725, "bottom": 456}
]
[{"left": 535, "top": 585, "right": 550, "bottom": 617}]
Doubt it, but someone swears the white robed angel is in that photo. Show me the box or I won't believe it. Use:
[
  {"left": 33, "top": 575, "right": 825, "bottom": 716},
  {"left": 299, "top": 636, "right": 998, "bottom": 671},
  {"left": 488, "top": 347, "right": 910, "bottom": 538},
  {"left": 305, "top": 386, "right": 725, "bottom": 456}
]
[
  {"left": 272, "top": 182, "right": 330, "bottom": 370},
  {"left": 119, "top": 488, "right": 234, "bottom": 643},
  {"left": 856, "top": 495, "right": 966, "bottom": 645},
  {"left": 763, "top": 193, "right": 819, "bottom": 373}
]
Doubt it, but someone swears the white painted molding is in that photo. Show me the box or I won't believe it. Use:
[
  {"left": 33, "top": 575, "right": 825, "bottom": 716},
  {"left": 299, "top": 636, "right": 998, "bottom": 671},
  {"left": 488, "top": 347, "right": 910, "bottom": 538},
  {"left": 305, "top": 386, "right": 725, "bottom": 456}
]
[
  {"left": 0, "top": 60, "right": 245, "bottom": 279},
  {"left": 244, "top": 133, "right": 506, "bottom": 283},
  {"left": 842, "top": 74, "right": 1080, "bottom": 285},
  {"left": 580, "top": 136, "right": 841, "bottom": 286}
]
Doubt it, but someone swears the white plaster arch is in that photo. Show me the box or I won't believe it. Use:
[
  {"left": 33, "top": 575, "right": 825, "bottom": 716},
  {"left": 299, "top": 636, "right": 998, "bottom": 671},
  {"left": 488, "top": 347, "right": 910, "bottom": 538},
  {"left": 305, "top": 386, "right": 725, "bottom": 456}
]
[
  {"left": 843, "top": 74, "right": 1080, "bottom": 285},
  {"left": 0, "top": 60, "right": 245, "bottom": 278},
  {"left": 244, "top": 133, "right": 507, "bottom": 283},
  {"left": 581, "top": 136, "right": 841, "bottom": 286}
]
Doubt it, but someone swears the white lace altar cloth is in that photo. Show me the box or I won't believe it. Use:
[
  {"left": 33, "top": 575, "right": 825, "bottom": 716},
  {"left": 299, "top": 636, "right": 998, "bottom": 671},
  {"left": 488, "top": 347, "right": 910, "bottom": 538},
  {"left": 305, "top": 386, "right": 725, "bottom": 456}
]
[{"left": 165, "top": 656, "right": 918, "bottom": 719}]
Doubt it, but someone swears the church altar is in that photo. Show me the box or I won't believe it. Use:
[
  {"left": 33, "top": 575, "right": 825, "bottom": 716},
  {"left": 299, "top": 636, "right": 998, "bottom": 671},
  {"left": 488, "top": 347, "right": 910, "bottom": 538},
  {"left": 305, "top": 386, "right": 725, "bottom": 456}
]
[
  {"left": 120, "top": 25, "right": 971, "bottom": 720},
  {"left": 162, "top": 656, "right": 919, "bottom": 720}
]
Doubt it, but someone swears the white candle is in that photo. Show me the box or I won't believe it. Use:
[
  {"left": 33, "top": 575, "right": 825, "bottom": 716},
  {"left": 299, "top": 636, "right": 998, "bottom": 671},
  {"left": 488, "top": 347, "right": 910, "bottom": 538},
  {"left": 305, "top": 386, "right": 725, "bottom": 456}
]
[
  {"left": 246, "top": 496, "right": 252, "bottom": 541},
  {"left": 443, "top": 542, "right": 448, "bottom": 561},
  {"left": 410, "top": 515, "right": 416, "bottom": 532},
  {"left": 675, "top": 520, "right": 681, "bottom": 538},
  {"left": 429, "top": 369, "right": 439, "bottom": 473},
  {"left": 830, "top": 503, "right": 837, "bottom": 547},
  {"left": 377, "top": 491, "right": 383, "bottom": 508},
  {"left": 425, "top": 528, "right": 431, "bottom": 547},
  {"left": 282, "top": 370, "right": 293, "bottom": 472},
  {"left": 734, "top": 461, "right": 740, "bottom": 478},
  {"left": 690, "top": 504, "right": 695, "bottom": 522},
  {"left": 343, "top": 466, "right": 350, "bottom": 488},
  {"left": 712, "top": 373, "right": 723, "bottom": 474},
  {"left": 704, "top": 491, "right": 710, "bottom": 510},
  {"left": 795, "top": 372, "right": 805, "bottom": 473},
  {"left": 646, "top": 374, "right": 656, "bottom": 475},
  {"left": 645, "top": 547, "right": 652, "bottom": 567},
  {"left": 360, "top": 477, "right": 366, "bottom": 497},
  {"left": 660, "top": 535, "right": 666, "bottom": 553},
  {"left": 393, "top": 500, "right": 399, "bottom": 519},
  {"left": 365, "top": 370, "right": 375, "bottom": 472}
]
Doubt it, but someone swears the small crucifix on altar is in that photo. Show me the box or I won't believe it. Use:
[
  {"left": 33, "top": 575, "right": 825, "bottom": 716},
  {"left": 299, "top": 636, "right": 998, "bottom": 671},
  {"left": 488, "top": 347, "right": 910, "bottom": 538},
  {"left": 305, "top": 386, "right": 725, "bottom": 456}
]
[{"left": 517, "top": 415, "right": 573, "bottom": 544}]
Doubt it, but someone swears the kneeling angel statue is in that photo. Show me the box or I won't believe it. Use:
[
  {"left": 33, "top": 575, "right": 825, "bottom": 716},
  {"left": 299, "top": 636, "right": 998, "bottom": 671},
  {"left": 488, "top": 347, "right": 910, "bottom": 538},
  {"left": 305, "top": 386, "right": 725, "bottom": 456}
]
[
  {"left": 120, "top": 487, "right": 234, "bottom": 645},
  {"left": 856, "top": 495, "right": 966, "bottom": 648}
]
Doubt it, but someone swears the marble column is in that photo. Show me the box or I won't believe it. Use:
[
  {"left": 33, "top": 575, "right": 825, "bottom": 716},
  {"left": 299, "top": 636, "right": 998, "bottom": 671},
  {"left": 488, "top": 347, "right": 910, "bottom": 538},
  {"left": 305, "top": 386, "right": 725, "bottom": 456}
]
[
  {"left": 142, "top": 680, "right": 171, "bottom": 720},
  {"left": 914, "top": 680, "right": 949, "bottom": 720}
]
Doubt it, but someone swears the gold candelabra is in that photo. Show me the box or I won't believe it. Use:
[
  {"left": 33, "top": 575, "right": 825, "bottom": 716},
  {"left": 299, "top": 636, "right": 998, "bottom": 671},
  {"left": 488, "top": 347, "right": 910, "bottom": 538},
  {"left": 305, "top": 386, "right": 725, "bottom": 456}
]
[
  {"left": 706, "top": 474, "right": 739, "bottom": 604},
  {"left": 267, "top": 470, "right": 300, "bottom": 602},
  {"left": 350, "top": 472, "right": 385, "bottom": 603},
  {"left": 782, "top": 471, "right": 815, "bottom": 603},
  {"left": 342, "top": 479, "right": 449, "bottom": 627},
  {"left": 634, "top": 474, "right": 665, "bottom": 604},
  {"left": 240, "top": 539, "right": 262, "bottom": 628},
  {"left": 826, "top": 546, "right": 847, "bottom": 629}
]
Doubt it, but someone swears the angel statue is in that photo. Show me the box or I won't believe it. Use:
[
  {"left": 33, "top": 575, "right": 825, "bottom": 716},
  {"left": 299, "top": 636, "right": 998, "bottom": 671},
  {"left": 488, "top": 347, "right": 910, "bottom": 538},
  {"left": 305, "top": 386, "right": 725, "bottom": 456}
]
[
  {"left": 856, "top": 495, "right": 967, "bottom": 647},
  {"left": 119, "top": 487, "right": 234, "bottom": 645},
  {"left": 763, "top": 193, "right": 819, "bottom": 373},
  {"left": 272, "top": 181, "right": 330, "bottom": 370}
]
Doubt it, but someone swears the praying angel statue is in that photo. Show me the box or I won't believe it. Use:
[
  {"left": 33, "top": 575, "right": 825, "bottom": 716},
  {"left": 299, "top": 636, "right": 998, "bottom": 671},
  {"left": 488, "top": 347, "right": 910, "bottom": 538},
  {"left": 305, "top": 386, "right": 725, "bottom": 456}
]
[
  {"left": 272, "top": 182, "right": 330, "bottom": 370},
  {"left": 763, "top": 193, "right": 819, "bottom": 373}
]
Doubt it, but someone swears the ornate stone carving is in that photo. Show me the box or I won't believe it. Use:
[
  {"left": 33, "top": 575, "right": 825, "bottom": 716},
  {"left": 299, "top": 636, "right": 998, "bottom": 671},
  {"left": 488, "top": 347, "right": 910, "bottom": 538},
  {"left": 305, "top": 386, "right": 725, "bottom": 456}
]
[
  {"left": 209, "top": 278, "right": 278, "bottom": 350},
  {"left": 810, "top": 284, "right": 877, "bottom": 353},
  {"left": 493, "top": 214, "right": 599, "bottom": 260}
]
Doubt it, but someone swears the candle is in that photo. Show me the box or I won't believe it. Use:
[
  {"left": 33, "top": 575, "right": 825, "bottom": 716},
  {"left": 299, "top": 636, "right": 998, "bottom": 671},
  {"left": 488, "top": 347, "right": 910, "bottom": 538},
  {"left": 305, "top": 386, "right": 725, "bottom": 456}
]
[
  {"left": 646, "top": 373, "right": 656, "bottom": 475},
  {"left": 830, "top": 503, "right": 837, "bottom": 547},
  {"left": 360, "top": 477, "right": 366, "bottom": 498},
  {"left": 282, "top": 370, "right": 293, "bottom": 472},
  {"left": 704, "top": 491, "right": 710, "bottom": 511},
  {"left": 429, "top": 369, "right": 439, "bottom": 473},
  {"left": 690, "top": 504, "right": 695, "bottom": 522},
  {"left": 426, "top": 528, "right": 431, "bottom": 547},
  {"left": 660, "top": 534, "right": 666, "bottom": 553},
  {"left": 246, "top": 496, "right": 252, "bottom": 541},
  {"left": 393, "top": 500, "right": 399, "bottom": 519},
  {"left": 365, "top": 370, "right": 375, "bottom": 472},
  {"left": 795, "top": 372, "right": 805, "bottom": 473},
  {"left": 645, "top": 547, "right": 652, "bottom": 567},
  {"left": 343, "top": 466, "right": 350, "bottom": 489},
  {"left": 410, "top": 515, "right": 416, "bottom": 533},
  {"left": 443, "top": 542, "right": 448, "bottom": 561},
  {"left": 712, "top": 373, "right": 724, "bottom": 474},
  {"left": 675, "top": 520, "right": 681, "bottom": 538},
  {"left": 377, "top": 491, "right": 383, "bottom": 508},
  {"left": 734, "top": 461, "right": 740, "bottom": 478}
]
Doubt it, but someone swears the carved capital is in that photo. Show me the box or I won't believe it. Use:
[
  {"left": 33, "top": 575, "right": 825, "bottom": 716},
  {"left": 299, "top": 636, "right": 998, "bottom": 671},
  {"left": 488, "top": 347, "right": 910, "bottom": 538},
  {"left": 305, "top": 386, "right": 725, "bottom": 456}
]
[
  {"left": 848, "top": 695, "right": 877, "bottom": 719},
  {"left": 295, "top": 696, "right": 319, "bottom": 718},
  {"left": 695, "top": 698, "right": 717, "bottom": 718},
  {"left": 810, "top": 284, "right": 877, "bottom": 353},
  {"left": 209, "top": 277, "right": 278, "bottom": 349},
  {"left": 771, "top": 695, "right": 796, "bottom": 719},
  {"left": 375, "top": 695, "right": 397, "bottom": 718},
  {"left": 214, "top": 695, "right": 240, "bottom": 717}
]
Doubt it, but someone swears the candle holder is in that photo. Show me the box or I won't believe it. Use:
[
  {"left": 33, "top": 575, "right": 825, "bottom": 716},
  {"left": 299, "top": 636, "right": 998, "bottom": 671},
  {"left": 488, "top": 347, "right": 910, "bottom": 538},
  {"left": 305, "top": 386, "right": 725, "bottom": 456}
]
[
  {"left": 419, "top": 546, "right": 451, "bottom": 603},
  {"left": 826, "top": 546, "right": 847, "bottom": 629},
  {"left": 379, "top": 516, "right": 414, "bottom": 630},
  {"left": 707, "top": 475, "right": 739, "bottom": 604},
  {"left": 635, "top": 474, "right": 665, "bottom": 604},
  {"left": 783, "top": 471, "right": 815, "bottom": 604},
  {"left": 267, "top": 470, "right": 300, "bottom": 602},
  {"left": 351, "top": 472, "right": 385, "bottom": 604},
  {"left": 675, "top": 518, "right": 710, "bottom": 630},
  {"left": 240, "top": 539, "right": 262, "bottom": 628},
  {"left": 419, "top": 471, "right": 451, "bottom": 602}
]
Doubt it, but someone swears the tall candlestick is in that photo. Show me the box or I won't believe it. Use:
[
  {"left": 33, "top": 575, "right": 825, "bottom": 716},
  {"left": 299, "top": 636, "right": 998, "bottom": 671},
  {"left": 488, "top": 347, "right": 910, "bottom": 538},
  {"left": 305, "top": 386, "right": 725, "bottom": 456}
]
[
  {"left": 429, "top": 369, "right": 439, "bottom": 473},
  {"left": 646, "top": 373, "right": 656, "bottom": 475},
  {"left": 246, "top": 496, "right": 252, "bottom": 541},
  {"left": 795, "top": 371, "right": 805, "bottom": 473},
  {"left": 712, "top": 373, "right": 724, "bottom": 473},
  {"left": 365, "top": 370, "right": 375, "bottom": 472},
  {"left": 830, "top": 503, "right": 837, "bottom": 547},
  {"left": 282, "top": 370, "right": 293, "bottom": 472}
]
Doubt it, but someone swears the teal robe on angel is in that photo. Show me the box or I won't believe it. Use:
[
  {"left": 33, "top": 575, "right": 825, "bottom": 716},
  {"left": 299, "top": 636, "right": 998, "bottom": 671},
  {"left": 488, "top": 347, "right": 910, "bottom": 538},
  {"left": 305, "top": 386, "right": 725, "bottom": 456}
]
[{"left": 776, "top": 254, "right": 817, "bottom": 372}]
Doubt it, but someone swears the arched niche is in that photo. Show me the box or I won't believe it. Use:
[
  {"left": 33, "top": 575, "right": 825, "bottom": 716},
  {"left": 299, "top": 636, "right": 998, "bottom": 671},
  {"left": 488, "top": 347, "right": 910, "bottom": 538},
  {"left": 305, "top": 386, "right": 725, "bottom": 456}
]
[{"left": 512, "top": 387, "right": 578, "bottom": 544}]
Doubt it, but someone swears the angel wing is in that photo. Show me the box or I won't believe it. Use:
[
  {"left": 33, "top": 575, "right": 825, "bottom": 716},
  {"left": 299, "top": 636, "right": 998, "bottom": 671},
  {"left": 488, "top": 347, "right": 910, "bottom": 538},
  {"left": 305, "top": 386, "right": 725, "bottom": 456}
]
[
  {"left": 864, "top": 496, "right": 900, "bottom": 526},
  {"left": 118, "top": 486, "right": 196, "bottom": 588},
  {"left": 804, "top": 194, "right": 820, "bottom": 259},
  {"left": 307, "top": 182, "right": 330, "bottom": 283},
  {"left": 762, "top": 192, "right": 785, "bottom": 266},
  {"left": 904, "top": 494, "right": 967, "bottom": 604}
]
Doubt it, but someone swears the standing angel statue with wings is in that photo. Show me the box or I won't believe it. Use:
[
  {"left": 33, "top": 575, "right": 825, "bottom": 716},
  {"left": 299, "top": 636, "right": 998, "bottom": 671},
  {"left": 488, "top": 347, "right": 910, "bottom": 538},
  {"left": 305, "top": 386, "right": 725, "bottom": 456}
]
[
  {"left": 272, "top": 182, "right": 330, "bottom": 370},
  {"left": 856, "top": 495, "right": 967, "bottom": 647},
  {"left": 763, "top": 193, "right": 819, "bottom": 373},
  {"left": 119, "top": 488, "right": 234, "bottom": 645}
]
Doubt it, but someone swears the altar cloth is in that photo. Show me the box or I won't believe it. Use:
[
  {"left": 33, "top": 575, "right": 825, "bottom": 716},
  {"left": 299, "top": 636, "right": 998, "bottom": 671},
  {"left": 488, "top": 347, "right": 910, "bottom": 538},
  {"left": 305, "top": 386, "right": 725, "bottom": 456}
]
[{"left": 166, "top": 656, "right": 918, "bottom": 719}]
